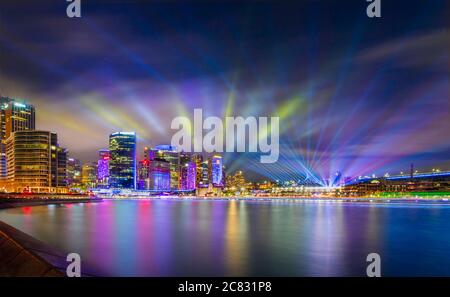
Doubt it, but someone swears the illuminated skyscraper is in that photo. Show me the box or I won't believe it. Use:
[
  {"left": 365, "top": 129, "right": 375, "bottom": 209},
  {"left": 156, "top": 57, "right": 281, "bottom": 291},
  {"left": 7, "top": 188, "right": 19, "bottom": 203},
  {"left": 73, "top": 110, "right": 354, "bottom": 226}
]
[
  {"left": 137, "top": 159, "right": 150, "bottom": 190},
  {"left": 81, "top": 162, "right": 97, "bottom": 188},
  {"left": 148, "top": 158, "right": 170, "bottom": 191},
  {"left": 97, "top": 149, "right": 110, "bottom": 188},
  {"left": 192, "top": 154, "right": 203, "bottom": 188},
  {"left": 209, "top": 155, "right": 223, "bottom": 187},
  {"left": 152, "top": 145, "right": 179, "bottom": 190},
  {"left": 66, "top": 158, "right": 82, "bottom": 186},
  {"left": 180, "top": 161, "right": 196, "bottom": 190},
  {"left": 109, "top": 132, "right": 136, "bottom": 189},
  {"left": 179, "top": 151, "right": 191, "bottom": 188},
  {"left": 5, "top": 131, "right": 66, "bottom": 193},
  {"left": 199, "top": 159, "right": 209, "bottom": 188},
  {"left": 0, "top": 97, "right": 35, "bottom": 179}
]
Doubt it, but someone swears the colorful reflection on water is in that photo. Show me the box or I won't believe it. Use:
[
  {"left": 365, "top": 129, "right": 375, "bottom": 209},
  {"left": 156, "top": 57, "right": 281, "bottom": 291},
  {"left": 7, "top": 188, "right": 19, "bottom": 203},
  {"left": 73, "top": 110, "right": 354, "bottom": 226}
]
[{"left": 1, "top": 199, "right": 450, "bottom": 276}]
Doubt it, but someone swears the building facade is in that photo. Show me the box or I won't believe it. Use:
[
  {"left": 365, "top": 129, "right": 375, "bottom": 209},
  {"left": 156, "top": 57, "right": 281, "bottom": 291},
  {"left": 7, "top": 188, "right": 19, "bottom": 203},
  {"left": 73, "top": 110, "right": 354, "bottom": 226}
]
[
  {"left": 137, "top": 159, "right": 150, "bottom": 190},
  {"left": 0, "top": 97, "right": 35, "bottom": 179},
  {"left": 81, "top": 162, "right": 97, "bottom": 189},
  {"left": 192, "top": 154, "right": 204, "bottom": 188},
  {"left": 152, "top": 145, "right": 179, "bottom": 190},
  {"left": 109, "top": 132, "right": 136, "bottom": 189},
  {"left": 66, "top": 157, "right": 82, "bottom": 186},
  {"left": 5, "top": 130, "right": 66, "bottom": 193},
  {"left": 148, "top": 158, "right": 170, "bottom": 191},
  {"left": 180, "top": 161, "right": 196, "bottom": 190},
  {"left": 209, "top": 155, "right": 223, "bottom": 187},
  {"left": 97, "top": 149, "right": 110, "bottom": 188}
]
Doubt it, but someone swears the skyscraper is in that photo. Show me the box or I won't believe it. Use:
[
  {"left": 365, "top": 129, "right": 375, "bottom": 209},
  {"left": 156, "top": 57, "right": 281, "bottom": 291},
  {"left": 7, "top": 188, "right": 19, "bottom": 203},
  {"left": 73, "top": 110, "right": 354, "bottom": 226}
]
[
  {"left": 66, "top": 157, "right": 82, "bottom": 186},
  {"left": 209, "top": 155, "right": 223, "bottom": 187},
  {"left": 81, "top": 162, "right": 97, "bottom": 189},
  {"left": 0, "top": 97, "right": 35, "bottom": 179},
  {"left": 97, "top": 149, "right": 110, "bottom": 187},
  {"left": 137, "top": 159, "right": 150, "bottom": 190},
  {"left": 180, "top": 161, "right": 196, "bottom": 190},
  {"left": 5, "top": 130, "right": 66, "bottom": 193},
  {"left": 109, "top": 132, "right": 136, "bottom": 189},
  {"left": 152, "top": 145, "right": 179, "bottom": 190},
  {"left": 179, "top": 151, "right": 191, "bottom": 188},
  {"left": 148, "top": 158, "right": 170, "bottom": 191},
  {"left": 192, "top": 154, "right": 204, "bottom": 188}
]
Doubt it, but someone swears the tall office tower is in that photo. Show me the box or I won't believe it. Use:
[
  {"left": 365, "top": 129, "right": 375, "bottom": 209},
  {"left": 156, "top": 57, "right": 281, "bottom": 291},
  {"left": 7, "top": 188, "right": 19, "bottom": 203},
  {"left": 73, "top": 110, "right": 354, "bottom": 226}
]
[
  {"left": 148, "top": 158, "right": 170, "bottom": 191},
  {"left": 137, "top": 159, "right": 150, "bottom": 190},
  {"left": 81, "top": 162, "right": 97, "bottom": 188},
  {"left": 209, "top": 155, "right": 223, "bottom": 187},
  {"left": 97, "top": 149, "right": 110, "bottom": 188},
  {"left": 199, "top": 159, "right": 209, "bottom": 188},
  {"left": 56, "top": 147, "right": 68, "bottom": 188},
  {"left": 0, "top": 97, "right": 35, "bottom": 179},
  {"left": 178, "top": 151, "right": 191, "bottom": 188},
  {"left": 221, "top": 165, "right": 226, "bottom": 187},
  {"left": 180, "top": 161, "right": 196, "bottom": 190},
  {"left": 109, "top": 132, "right": 137, "bottom": 189},
  {"left": 66, "top": 157, "right": 82, "bottom": 186},
  {"left": 5, "top": 131, "right": 66, "bottom": 193},
  {"left": 152, "top": 145, "right": 179, "bottom": 190},
  {"left": 192, "top": 154, "right": 203, "bottom": 188}
]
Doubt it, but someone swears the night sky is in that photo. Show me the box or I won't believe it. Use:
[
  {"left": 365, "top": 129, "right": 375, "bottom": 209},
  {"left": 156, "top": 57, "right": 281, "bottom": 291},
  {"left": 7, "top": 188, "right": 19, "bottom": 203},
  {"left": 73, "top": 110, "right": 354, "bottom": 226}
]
[{"left": 0, "top": 0, "right": 448, "bottom": 182}]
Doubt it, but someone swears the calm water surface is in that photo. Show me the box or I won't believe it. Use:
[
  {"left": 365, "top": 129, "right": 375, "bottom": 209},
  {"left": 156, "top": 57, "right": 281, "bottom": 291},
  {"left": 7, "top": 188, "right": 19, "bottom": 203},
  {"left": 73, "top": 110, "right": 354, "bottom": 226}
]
[{"left": 0, "top": 199, "right": 449, "bottom": 276}]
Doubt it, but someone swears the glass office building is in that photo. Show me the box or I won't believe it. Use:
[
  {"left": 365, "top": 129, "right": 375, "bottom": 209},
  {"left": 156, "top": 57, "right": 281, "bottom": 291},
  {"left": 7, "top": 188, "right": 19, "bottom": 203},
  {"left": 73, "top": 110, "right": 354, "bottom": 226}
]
[
  {"left": 0, "top": 97, "right": 35, "bottom": 179},
  {"left": 109, "top": 132, "right": 136, "bottom": 189},
  {"left": 5, "top": 130, "right": 66, "bottom": 193}
]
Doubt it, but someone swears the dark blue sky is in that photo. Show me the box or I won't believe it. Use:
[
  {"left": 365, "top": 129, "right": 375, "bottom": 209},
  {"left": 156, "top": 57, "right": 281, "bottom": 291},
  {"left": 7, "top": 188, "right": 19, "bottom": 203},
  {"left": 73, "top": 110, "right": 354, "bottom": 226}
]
[{"left": 0, "top": 0, "right": 448, "bottom": 181}]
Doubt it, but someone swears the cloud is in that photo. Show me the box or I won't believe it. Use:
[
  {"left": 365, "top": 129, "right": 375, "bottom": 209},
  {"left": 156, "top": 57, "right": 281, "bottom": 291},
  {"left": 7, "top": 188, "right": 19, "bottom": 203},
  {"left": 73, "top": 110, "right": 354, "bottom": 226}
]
[{"left": 355, "top": 30, "right": 448, "bottom": 69}]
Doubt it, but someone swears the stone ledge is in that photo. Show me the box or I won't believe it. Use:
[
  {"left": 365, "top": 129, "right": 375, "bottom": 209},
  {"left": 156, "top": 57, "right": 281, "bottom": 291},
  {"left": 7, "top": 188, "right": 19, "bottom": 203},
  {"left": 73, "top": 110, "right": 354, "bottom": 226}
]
[
  {"left": 0, "top": 221, "right": 106, "bottom": 277},
  {"left": 0, "top": 222, "right": 65, "bottom": 277}
]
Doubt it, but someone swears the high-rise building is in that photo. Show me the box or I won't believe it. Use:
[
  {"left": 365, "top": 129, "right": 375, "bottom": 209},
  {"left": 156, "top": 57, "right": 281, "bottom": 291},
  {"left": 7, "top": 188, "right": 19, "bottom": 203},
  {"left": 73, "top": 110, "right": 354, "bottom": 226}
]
[
  {"left": 66, "top": 157, "right": 82, "bottom": 186},
  {"left": 152, "top": 145, "right": 179, "bottom": 190},
  {"left": 97, "top": 149, "right": 110, "bottom": 187},
  {"left": 199, "top": 159, "right": 209, "bottom": 188},
  {"left": 192, "top": 154, "right": 203, "bottom": 188},
  {"left": 148, "top": 158, "right": 170, "bottom": 191},
  {"left": 137, "top": 159, "right": 150, "bottom": 190},
  {"left": 209, "top": 155, "right": 223, "bottom": 187},
  {"left": 0, "top": 97, "right": 35, "bottom": 179},
  {"left": 5, "top": 130, "right": 66, "bottom": 193},
  {"left": 81, "top": 162, "right": 97, "bottom": 188},
  {"left": 180, "top": 161, "right": 196, "bottom": 190},
  {"left": 56, "top": 147, "right": 68, "bottom": 188},
  {"left": 179, "top": 151, "right": 191, "bottom": 188},
  {"left": 109, "top": 132, "right": 137, "bottom": 189}
]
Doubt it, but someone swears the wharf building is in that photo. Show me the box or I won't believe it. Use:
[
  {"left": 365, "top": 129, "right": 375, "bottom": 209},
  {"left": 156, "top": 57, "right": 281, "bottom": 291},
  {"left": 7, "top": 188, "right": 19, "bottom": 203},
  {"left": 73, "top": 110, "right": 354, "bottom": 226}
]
[{"left": 4, "top": 130, "right": 67, "bottom": 193}]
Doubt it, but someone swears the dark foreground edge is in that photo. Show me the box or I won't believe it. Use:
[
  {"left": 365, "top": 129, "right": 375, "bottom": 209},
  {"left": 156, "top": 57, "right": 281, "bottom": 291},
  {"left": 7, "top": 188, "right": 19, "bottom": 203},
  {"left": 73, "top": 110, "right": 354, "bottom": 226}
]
[
  {"left": 0, "top": 220, "right": 104, "bottom": 276},
  {"left": 0, "top": 277, "right": 448, "bottom": 296}
]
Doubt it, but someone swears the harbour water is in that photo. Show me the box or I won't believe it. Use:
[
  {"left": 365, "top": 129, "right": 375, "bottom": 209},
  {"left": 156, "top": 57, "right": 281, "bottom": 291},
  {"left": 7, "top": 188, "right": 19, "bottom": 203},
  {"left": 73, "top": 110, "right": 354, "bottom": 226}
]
[{"left": 0, "top": 199, "right": 449, "bottom": 276}]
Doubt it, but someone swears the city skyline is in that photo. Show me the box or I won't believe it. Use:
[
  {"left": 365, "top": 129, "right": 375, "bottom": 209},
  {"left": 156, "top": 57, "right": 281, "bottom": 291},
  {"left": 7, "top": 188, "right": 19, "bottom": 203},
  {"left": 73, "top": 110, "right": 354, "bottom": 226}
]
[{"left": 0, "top": 0, "right": 448, "bottom": 182}]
